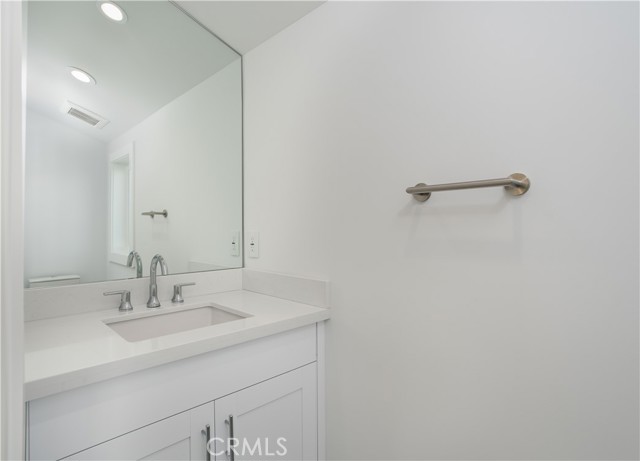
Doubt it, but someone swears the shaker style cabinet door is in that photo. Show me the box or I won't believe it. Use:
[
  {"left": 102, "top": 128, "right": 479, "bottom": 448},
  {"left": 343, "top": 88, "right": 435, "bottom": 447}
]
[
  {"left": 191, "top": 401, "right": 217, "bottom": 461},
  {"left": 63, "top": 402, "right": 215, "bottom": 461},
  {"left": 214, "top": 364, "right": 317, "bottom": 461}
]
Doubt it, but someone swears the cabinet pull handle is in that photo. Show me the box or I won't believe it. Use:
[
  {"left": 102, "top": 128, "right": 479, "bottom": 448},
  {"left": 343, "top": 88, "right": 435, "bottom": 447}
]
[
  {"left": 225, "top": 414, "right": 235, "bottom": 461},
  {"left": 202, "top": 424, "right": 211, "bottom": 461}
]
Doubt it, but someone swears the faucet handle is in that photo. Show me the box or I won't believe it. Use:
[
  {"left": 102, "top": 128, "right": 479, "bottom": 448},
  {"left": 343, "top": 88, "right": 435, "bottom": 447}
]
[
  {"left": 172, "top": 283, "right": 195, "bottom": 303},
  {"left": 104, "top": 290, "right": 134, "bottom": 312}
]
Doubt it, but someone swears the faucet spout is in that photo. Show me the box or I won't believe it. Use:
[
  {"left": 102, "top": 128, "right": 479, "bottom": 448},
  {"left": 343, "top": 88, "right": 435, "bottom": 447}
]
[
  {"left": 127, "top": 251, "right": 143, "bottom": 278},
  {"left": 147, "top": 254, "right": 168, "bottom": 308}
]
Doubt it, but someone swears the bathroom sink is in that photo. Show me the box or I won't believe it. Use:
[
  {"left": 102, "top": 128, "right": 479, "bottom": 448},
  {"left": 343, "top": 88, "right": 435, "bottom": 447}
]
[{"left": 104, "top": 305, "right": 248, "bottom": 342}]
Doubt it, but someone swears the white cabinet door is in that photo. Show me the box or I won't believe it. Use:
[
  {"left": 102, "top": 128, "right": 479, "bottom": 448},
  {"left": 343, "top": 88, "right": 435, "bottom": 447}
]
[
  {"left": 64, "top": 402, "right": 215, "bottom": 461},
  {"left": 214, "top": 364, "right": 317, "bottom": 461},
  {"left": 191, "top": 402, "right": 216, "bottom": 461},
  {"left": 63, "top": 411, "right": 191, "bottom": 461}
]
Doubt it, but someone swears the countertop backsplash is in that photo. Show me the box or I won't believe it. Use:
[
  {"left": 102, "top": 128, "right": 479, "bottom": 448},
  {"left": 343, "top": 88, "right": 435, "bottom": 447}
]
[{"left": 24, "top": 268, "right": 330, "bottom": 321}]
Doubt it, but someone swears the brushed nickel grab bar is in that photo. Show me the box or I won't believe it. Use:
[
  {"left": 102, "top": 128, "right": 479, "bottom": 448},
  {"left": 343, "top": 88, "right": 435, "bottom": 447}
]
[
  {"left": 141, "top": 209, "right": 168, "bottom": 218},
  {"left": 406, "top": 173, "right": 530, "bottom": 202}
]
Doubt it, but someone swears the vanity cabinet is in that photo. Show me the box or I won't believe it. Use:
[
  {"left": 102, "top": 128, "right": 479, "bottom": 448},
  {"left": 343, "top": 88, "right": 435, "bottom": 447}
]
[
  {"left": 58, "top": 365, "right": 317, "bottom": 461},
  {"left": 27, "top": 324, "right": 321, "bottom": 461}
]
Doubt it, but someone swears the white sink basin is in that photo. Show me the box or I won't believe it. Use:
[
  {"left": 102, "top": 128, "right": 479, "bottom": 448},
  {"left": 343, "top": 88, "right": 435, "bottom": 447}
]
[{"left": 105, "top": 305, "right": 248, "bottom": 342}]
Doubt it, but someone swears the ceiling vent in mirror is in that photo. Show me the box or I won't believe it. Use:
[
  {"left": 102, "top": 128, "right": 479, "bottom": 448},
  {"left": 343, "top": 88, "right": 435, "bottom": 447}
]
[{"left": 63, "top": 101, "right": 110, "bottom": 129}]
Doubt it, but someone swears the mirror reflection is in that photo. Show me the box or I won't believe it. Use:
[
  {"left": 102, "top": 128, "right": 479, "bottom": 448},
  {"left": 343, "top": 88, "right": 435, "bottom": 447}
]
[{"left": 24, "top": 1, "right": 243, "bottom": 288}]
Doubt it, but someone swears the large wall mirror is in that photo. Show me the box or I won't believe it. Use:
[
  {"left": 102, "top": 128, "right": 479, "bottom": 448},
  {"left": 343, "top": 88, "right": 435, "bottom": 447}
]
[{"left": 24, "top": 1, "right": 243, "bottom": 288}]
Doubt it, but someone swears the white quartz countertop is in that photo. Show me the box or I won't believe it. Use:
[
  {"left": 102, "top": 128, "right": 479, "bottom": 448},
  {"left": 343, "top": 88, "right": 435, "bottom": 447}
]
[{"left": 24, "top": 290, "right": 330, "bottom": 401}]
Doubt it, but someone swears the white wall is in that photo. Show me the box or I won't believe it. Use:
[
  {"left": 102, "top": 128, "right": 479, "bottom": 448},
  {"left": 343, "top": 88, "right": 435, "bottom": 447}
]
[
  {"left": 107, "top": 59, "right": 243, "bottom": 280},
  {"left": 24, "top": 110, "right": 108, "bottom": 286},
  {"left": 244, "top": 2, "right": 639, "bottom": 459}
]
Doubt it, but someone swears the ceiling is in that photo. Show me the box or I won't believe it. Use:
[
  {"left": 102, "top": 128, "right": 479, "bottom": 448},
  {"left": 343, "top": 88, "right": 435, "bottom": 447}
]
[
  {"left": 174, "top": 1, "right": 326, "bottom": 55},
  {"left": 27, "top": 1, "right": 240, "bottom": 142}
]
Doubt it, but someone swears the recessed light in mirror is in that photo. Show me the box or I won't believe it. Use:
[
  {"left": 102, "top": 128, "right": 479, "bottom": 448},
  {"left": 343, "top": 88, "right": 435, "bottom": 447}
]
[
  {"left": 98, "top": 1, "right": 127, "bottom": 23},
  {"left": 69, "top": 67, "right": 96, "bottom": 85}
]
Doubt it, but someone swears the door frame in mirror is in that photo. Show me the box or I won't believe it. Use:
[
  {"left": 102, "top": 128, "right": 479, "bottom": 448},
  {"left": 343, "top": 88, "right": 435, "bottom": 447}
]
[{"left": 108, "top": 143, "right": 135, "bottom": 267}]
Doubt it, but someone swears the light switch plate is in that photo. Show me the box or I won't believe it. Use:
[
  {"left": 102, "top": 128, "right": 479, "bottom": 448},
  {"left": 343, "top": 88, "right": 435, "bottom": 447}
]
[{"left": 230, "top": 232, "right": 240, "bottom": 256}]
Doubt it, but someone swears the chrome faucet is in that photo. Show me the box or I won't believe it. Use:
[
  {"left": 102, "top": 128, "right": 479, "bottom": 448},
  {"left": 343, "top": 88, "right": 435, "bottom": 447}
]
[
  {"left": 127, "top": 251, "right": 143, "bottom": 278},
  {"left": 147, "top": 254, "right": 168, "bottom": 308}
]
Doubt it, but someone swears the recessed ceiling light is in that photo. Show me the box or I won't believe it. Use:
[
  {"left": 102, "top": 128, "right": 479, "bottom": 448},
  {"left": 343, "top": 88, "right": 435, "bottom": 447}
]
[
  {"left": 98, "top": 1, "right": 127, "bottom": 23},
  {"left": 69, "top": 67, "right": 96, "bottom": 85}
]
